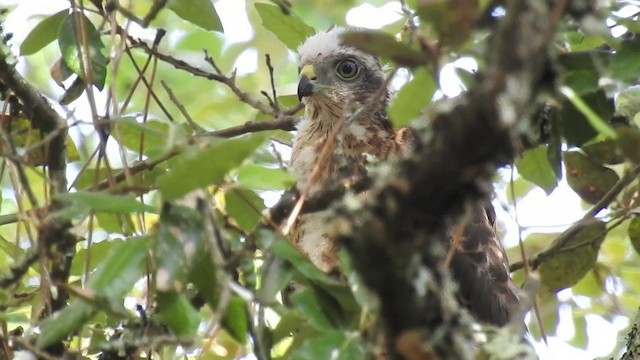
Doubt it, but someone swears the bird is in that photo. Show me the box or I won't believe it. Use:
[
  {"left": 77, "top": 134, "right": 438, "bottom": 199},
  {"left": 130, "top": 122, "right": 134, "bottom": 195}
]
[{"left": 287, "top": 27, "right": 518, "bottom": 326}]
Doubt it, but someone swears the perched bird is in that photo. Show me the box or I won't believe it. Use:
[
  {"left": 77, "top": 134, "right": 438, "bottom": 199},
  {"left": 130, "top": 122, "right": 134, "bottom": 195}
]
[
  {"left": 288, "top": 27, "right": 518, "bottom": 326},
  {"left": 288, "top": 27, "right": 412, "bottom": 271}
]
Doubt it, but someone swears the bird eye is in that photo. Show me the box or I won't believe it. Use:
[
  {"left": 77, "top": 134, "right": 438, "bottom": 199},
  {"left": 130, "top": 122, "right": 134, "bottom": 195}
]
[{"left": 336, "top": 59, "right": 359, "bottom": 79}]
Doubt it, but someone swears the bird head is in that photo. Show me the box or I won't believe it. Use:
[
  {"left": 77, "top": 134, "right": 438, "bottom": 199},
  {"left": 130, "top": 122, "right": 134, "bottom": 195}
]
[{"left": 296, "top": 27, "right": 387, "bottom": 115}]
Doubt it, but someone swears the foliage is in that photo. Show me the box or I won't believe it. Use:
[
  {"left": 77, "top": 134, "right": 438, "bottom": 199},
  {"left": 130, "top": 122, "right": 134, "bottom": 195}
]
[{"left": 1, "top": 0, "right": 640, "bottom": 359}]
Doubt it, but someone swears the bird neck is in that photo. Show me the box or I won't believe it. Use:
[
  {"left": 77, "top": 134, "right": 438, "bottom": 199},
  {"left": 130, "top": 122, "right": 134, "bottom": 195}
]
[{"left": 301, "top": 98, "right": 386, "bottom": 139}]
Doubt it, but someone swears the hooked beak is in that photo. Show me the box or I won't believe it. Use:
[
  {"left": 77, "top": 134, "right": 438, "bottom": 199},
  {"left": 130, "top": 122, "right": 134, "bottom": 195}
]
[{"left": 297, "top": 64, "right": 316, "bottom": 101}]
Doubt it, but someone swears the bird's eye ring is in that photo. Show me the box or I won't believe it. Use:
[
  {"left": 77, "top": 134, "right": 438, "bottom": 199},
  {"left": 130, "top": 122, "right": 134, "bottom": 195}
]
[{"left": 336, "top": 59, "right": 359, "bottom": 79}]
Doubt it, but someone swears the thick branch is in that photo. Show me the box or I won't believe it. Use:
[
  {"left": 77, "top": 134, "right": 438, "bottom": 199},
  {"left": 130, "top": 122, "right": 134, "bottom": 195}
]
[
  {"left": 268, "top": 176, "right": 373, "bottom": 226},
  {"left": 621, "top": 308, "right": 640, "bottom": 360}
]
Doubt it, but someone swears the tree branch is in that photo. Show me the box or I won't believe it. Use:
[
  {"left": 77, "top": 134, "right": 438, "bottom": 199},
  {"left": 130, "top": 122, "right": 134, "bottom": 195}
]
[
  {"left": 204, "top": 115, "right": 296, "bottom": 138},
  {"left": 330, "top": 1, "right": 567, "bottom": 358},
  {"left": 268, "top": 176, "right": 373, "bottom": 227},
  {"left": 510, "top": 164, "right": 640, "bottom": 272},
  {"left": 128, "top": 37, "right": 275, "bottom": 115},
  {"left": 620, "top": 308, "right": 640, "bottom": 360}
]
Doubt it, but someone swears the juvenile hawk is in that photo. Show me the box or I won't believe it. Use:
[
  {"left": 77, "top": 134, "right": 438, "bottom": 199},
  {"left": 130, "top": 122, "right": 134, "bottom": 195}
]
[{"left": 288, "top": 27, "right": 518, "bottom": 326}]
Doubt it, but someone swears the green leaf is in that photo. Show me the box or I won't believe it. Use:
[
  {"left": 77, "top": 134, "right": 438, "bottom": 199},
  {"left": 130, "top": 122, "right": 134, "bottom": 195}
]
[
  {"left": 289, "top": 331, "right": 365, "bottom": 360},
  {"left": 340, "top": 253, "right": 377, "bottom": 311},
  {"left": 59, "top": 76, "right": 85, "bottom": 105},
  {"left": 156, "top": 204, "right": 206, "bottom": 292},
  {"left": 0, "top": 235, "right": 26, "bottom": 264},
  {"left": 563, "top": 151, "right": 619, "bottom": 204},
  {"left": 341, "top": 30, "right": 429, "bottom": 68},
  {"left": 56, "top": 191, "right": 156, "bottom": 214},
  {"left": 20, "top": 10, "right": 68, "bottom": 55},
  {"left": 547, "top": 109, "right": 563, "bottom": 179},
  {"left": 155, "top": 292, "right": 201, "bottom": 336},
  {"left": 225, "top": 186, "right": 265, "bottom": 234},
  {"left": 560, "top": 86, "right": 616, "bottom": 139},
  {"left": 272, "top": 239, "right": 340, "bottom": 286},
  {"left": 37, "top": 236, "right": 150, "bottom": 348},
  {"left": 155, "top": 203, "right": 249, "bottom": 340},
  {"left": 621, "top": 266, "right": 640, "bottom": 294},
  {"left": 50, "top": 56, "right": 75, "bottom": 86},
  {"left": 505, "top": 177, "right": 535, "bottom": 203},
  {"left": 70, "top": 239, "right": 124, "bottom": 277},
  {"left": 529, "top": 295, "right": 559, "bottom": 338},
  {"left": 572, "top": 264, "right": 608, "bottom": 297},
  {"left": 258, "top": 257, "right": 294, "bottom": 302},
  {"left": 0, "top": 308, "right": 30, "bottom": 323},
  {"left": 615, "top": 86, "right": 640, "bottom": 118},
  {"left": 157, "top": 134, "right": 266, "bottom": 200},
  {"left": 564, "top": 31, "right": 607, "bottom": 52},
  {"left": 95, "top": 212, "right": 136, "bottom": 236},
  {"left": 610, "top": 39, "right": 640, "bottom": 82},
  {"left": 222, "top": 297, "right": 248, "bottom": 343},
  {"left": 58, "top": 12, "right": 107, "bottom": 89},
  {"left": 581, "top": 139, "right": 624, "bottom": 165},
  {"left": 388, "top": 68, "right": 435, "bottom": 127},
  {"left": 236, "top": 164, "right": 295, "bottom": 190},
  {"left": 112, "top": 117, "right": 179, "bottom": 158},
  {"left": 273, "top": 311, "right": 305, "bottom": 343},
  {"left": 559, "top": 90, "right": 614, "bottom": 146},
  {"left": 539, "top": 221, "right": 606, "bottom": 292},
  {"left": 558, "top": 51, "right": 608, "bottom": 95},
  {"left": 36, "top": 301, "right": 96, "bottom": 349},
  {"left": 616, "top": 127, "right": 640, "bottom": 163},
  {"left": 628, "top": 217, "right": 640, "bottom": 256},
  {"left": 515, "top": 145, "right": 558, "bottom": 195},
  {"left": 413, "top": 0, "right": 477, "bottom": 47},
  {"left": 278, "top": 94, "right": 304, "bottom": 110},
  {"left": 86, "top": 236, "right": 150, "bottom": 293},
  {"left": 189, "top": 241, "right": 217, "bottom": 304},
  {"left": 255, "top": 3, "right": 315, "bottom": 50},
  {"left": 73, "top": 165, "right": 166, "bottom": 191},
  {"left": 570, "top": 313, "right": 588, "bottom": 348},
  {"left": 167, "top": 0, "right": 223, "bottom": 32},
  {"left": 291, "top": 287, "right": 342, "bottom": 332}
]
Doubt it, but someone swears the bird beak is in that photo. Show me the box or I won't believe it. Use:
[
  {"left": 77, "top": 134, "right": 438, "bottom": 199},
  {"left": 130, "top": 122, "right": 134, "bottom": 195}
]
[{"left": 297, "top": 64, "right": 316, "bottom": 101}]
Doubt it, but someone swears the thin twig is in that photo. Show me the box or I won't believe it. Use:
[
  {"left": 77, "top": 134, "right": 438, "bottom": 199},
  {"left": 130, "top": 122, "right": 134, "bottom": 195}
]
[
  {"left": 265, "top": 54, "right": 279, "bottom": 111},
  {"left": 0, "top": 250, "right": 39, "bottom": 288},
  {"left": 141, "top": 0, "right": 168, "bottom": 27},
  {"left": 509, "top": 166, "right": 547, "bottom": 345},
  {"left": 11, "top": 337, "right": 63, "bottom": 360},
  {"left": 160, "top": 80, "right": 205, "bottom": 133},
  {"left": 128, "top": 37, "right": 273, "bottom": 114},
  {"left": 198, "top": 198, "right": 233, "bottom": 355},
  {"left": 510, "top": 164, "right": 640, "bottom": 272},
  {"left": 123, "top": 45, "right": 175, "bottom": 122},
  {"left": 203, "top": 116, "right": 296, "bottom": 138}
]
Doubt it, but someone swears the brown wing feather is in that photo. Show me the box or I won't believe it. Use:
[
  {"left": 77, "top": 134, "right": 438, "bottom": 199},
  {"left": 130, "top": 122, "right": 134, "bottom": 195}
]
[{"left": 449, "top": 202, "right": 519, "bottom": 326}]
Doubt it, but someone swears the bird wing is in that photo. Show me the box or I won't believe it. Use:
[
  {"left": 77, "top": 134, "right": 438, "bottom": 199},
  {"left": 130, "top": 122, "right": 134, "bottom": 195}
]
[
  {"left": 449, "top": 202, "right": 519, "bottom": 326},
  {"left": 390, "top": 125, "right": 518, "bottom": 326}
]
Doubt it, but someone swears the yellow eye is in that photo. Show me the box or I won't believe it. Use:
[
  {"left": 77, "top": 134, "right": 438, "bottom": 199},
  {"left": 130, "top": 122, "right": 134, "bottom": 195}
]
[{"left": 336, "top": 59, "right": 359, "bottom": 79}]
